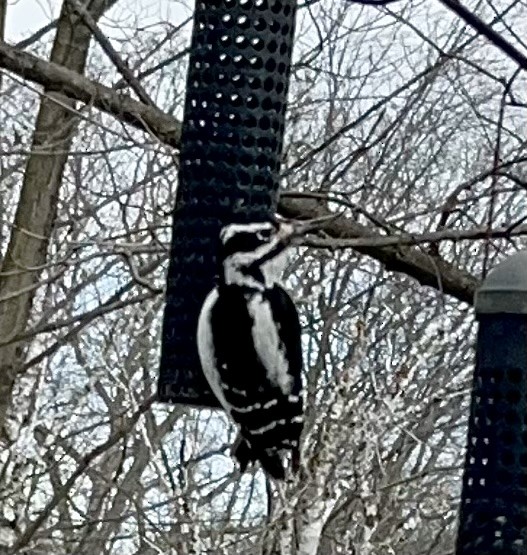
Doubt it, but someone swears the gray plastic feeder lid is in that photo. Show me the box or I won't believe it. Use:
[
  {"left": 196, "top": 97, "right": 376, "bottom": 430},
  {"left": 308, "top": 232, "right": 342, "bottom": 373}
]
[{"left": 475, "top": 250, "right": 527, "bottom": 314}]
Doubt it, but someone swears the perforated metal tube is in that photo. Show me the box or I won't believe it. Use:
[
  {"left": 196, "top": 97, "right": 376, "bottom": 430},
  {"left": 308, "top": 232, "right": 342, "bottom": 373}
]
[
  {"left": 158, "top": 0, "right": 298, "bottom": 406},
  {"left": 456, "top": 251, "right": 527, "bottom": 554}
]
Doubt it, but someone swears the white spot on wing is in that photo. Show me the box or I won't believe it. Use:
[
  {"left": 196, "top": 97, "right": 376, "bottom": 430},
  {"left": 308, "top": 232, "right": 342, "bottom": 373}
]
[
  {"left": 222, "top": 384, "right": 248, "bottom": 396},
  {"left": 232, "top": 403, "right": 262, "bottom": 413},
  {"left": 247, "top": 293, "right": 292, "bottom": 395},
  {"left": 252, "top": 419, "right": 287, "bottom": 435},
  {"left": 282, "top": 439, "right": 298, "bottom": 447}
]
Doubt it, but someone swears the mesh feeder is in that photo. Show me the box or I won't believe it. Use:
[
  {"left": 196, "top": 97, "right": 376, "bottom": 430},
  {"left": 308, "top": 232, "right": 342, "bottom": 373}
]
[{"left": 158, "top": 0, "right": 298, "bottom": 406}]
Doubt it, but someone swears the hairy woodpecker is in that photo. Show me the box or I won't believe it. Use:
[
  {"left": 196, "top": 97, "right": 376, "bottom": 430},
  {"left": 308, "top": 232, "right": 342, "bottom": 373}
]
[{"left": 197, "top": 218, "right": 305, "bottom": 480}]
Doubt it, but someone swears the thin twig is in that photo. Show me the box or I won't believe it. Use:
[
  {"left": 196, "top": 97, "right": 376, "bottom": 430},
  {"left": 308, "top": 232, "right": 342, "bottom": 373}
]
[
  {"left": 301, "top": 222, "right": 527, "bottom": 249},
  {"left": 437, "top": 0, "right": 527, "bottom": 71},
  {"left": 10, "top": 394, "right": 157, "bottom": 553},
  {"left": 67, "top": 0, "right": 155, "bottom": 106}
]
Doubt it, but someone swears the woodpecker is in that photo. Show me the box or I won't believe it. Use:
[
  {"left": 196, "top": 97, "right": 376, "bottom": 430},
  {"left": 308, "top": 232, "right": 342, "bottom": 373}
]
[{"left": 197, "top": 218, "right": 306, "bottom": 480}]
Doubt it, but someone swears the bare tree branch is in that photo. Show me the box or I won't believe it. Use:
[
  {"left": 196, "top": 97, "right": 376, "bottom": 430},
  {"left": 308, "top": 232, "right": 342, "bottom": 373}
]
[
  {"left": 0, "top": 0, "right": 120, "bottom": 440},
  {"left": 0, "top": 34, "right": 507, "bottom": 311},
  {"left": 345, "top": 0, "right": 527, "bottom": 71},
  {"left": 300, "top": 222, "right": 527, "bottom": 249},
  {"left": 67, "top": 0, "right": 155, "bottom": 106},
  {"left": 15, "top": 21, "right": 58, "bottom": 49},
  {"left": 437, "top": 0, "right": 527, "bottom": 71},
  {"left": 10, "top": 394, "right": 157, "bottom": 554},
  {"left": 0, "top": 40, "right": 181, "bottom": 147},
  {"left": 279, "top": 196, "right": 480, "bottom": 305}
]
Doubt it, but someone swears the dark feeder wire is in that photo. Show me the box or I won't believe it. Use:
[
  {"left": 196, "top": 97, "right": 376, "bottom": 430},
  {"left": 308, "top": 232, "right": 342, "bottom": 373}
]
[{"left": 158, "top": 0, "right": 298, "bottom": 407}]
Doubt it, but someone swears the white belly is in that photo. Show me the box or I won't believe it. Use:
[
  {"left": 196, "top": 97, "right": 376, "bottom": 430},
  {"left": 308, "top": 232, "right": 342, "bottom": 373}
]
[{"left": 247, "top": 293, "right": 292, "bottom": 395}]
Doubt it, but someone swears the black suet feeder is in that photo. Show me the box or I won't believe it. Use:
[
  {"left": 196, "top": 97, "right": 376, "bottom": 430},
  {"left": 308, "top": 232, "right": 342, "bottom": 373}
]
[
  {"left": 158, "top": 0, "right": 298, "bottom": 406},
  {"left": 457, "top": 250, "right": 527, "bottom": 554}
]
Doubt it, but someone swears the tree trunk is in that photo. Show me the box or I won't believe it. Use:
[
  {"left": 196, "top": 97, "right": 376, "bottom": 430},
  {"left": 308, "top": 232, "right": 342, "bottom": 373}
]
[
  {"left": 0, "top": 0, "right": 5, "bottom": 90},
  {"left": 0, "top": 0, "right": 117, "bottom": 442}
]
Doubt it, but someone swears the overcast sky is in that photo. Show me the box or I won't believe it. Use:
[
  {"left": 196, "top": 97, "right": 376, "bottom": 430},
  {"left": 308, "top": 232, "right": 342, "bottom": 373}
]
[
  {"left": 6, "top": 0, "right": 57, "bottom": 39},
  {"left": 5, "top": 0, "right": 191, "bottom": 42}
]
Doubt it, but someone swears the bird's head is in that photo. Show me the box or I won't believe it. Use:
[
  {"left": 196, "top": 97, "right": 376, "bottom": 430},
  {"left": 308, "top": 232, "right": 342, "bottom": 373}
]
[
  {"left": 218, "top": 213, "right": 339, "bottom": 289},
  {"left": 218, "top": 218, "right": 295, "bottom": 289}
]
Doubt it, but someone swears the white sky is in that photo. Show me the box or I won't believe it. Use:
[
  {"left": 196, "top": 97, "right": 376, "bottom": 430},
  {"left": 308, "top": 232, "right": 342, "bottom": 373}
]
[
  {"left": 5, "top": 0, "right": 191, "bottom": 42},
  {"left": 6, "top": 0, "right": 59, "bottom": 39}
]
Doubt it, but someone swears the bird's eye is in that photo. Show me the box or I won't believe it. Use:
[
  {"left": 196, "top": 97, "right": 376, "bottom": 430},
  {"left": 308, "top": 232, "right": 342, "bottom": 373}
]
[{"left": 256, "top": 229, "right": 272, "bottom": 241}]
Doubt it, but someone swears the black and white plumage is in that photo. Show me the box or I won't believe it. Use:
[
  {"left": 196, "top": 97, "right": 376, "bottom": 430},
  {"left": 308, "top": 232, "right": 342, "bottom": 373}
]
[{"left": 197, "top": 219, "right": 304, "bottom": 480}]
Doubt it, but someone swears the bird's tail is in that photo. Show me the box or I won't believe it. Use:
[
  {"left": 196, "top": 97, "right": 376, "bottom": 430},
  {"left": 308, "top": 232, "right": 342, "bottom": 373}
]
[{"left": 232, "top": 434, "right": 289, "bottom": 480}]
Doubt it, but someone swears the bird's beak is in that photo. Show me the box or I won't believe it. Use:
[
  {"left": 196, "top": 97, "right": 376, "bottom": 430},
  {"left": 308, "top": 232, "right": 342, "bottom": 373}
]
[{"left": 275, "top": 212, "right": 341, "bottom": 244}]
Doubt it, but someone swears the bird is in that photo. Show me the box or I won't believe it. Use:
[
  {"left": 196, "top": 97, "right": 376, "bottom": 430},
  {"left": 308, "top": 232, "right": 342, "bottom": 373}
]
[{"left": 196, "top": 217, "right": 306, "bottom": 480}]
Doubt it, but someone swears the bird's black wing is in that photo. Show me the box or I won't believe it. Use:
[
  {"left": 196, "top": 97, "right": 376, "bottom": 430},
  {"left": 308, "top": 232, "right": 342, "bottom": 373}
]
[
  {"left": 209, "top": 285, "right": 304, "bottom": 478},
  {"left": 264, "top": 285, "right": 304, "bottom": 473}
]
